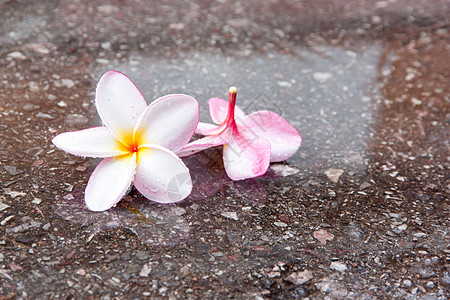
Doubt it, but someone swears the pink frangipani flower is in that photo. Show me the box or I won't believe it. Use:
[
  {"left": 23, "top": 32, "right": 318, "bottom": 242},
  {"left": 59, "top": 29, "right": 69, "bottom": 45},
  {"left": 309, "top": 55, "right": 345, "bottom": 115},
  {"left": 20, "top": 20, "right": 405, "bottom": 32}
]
[
  {"left": 178, "top": 87, "right": 301, "bottom": 180},
  {"left": 52, "top": 71, "right": 199, "bottom": 211}
]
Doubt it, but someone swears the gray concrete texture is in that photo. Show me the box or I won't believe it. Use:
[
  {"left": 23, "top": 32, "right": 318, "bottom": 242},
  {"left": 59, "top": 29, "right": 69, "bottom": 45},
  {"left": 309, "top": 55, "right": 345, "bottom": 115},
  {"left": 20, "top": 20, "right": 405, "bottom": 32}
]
[{"left": 0, "top": 0, "right": 449, "bottom": 298}]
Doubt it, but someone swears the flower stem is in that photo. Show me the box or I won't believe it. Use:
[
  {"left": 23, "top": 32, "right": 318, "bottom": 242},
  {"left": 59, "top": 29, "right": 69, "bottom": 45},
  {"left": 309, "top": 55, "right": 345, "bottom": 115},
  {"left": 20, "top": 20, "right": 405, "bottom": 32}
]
[{"left": 226, "top": 87, "right": 237, "bottom": 127}]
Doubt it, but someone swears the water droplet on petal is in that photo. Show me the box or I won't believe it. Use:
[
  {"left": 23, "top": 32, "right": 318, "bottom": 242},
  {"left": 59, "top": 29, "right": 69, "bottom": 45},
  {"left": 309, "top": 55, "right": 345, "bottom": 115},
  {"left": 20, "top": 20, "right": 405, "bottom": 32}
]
[
  {"left": 149, "top": 186, "right": 160, "bottom": 193},
  {"left": 274, "top": 137, "right": 283, "bottom": 143}
]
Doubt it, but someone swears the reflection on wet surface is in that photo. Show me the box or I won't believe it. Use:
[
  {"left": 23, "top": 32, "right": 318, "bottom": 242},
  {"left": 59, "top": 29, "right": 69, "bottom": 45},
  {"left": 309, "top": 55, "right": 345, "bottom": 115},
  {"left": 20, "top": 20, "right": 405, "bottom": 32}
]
[
  {"left": 52, "top": 190, "right": 190, "bottom": 247},
  {"left": 0, "top": 0, "right": 449, "bottom": 298},
  {"left": 97, "top": 43, "right": 383, "bottom": 173}
]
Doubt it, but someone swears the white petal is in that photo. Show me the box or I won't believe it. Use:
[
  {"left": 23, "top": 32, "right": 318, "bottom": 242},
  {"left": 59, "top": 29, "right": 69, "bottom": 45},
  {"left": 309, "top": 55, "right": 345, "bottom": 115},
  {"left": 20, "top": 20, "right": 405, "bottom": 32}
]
[
  {"left": 134, "top": 94, "right": 199, "bottom": 152},
  {"left": 95, "top": 71, "right": 147, "bottom": 143},
  {"left": 85, "top": 153, "right": 137, "bottom": 211},
  {"left": 134, "top": 145, "right": 192, "bottom": 203},
  {"left": 52, "top": 127, "right": 126, "bottom": 158}
]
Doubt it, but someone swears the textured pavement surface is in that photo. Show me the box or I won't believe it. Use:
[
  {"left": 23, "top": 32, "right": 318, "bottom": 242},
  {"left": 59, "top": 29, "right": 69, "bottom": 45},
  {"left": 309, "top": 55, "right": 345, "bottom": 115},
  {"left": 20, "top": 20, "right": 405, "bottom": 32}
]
[{"left": 0, "top": 0, "right": 449, "bottom": 299}]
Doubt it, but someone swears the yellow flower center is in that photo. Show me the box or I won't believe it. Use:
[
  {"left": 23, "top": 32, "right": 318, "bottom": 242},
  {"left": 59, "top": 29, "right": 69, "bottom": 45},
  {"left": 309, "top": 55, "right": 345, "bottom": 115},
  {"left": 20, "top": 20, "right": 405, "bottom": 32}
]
[{"left": 118, "top": 132, "right": 141, "bottom": 154}]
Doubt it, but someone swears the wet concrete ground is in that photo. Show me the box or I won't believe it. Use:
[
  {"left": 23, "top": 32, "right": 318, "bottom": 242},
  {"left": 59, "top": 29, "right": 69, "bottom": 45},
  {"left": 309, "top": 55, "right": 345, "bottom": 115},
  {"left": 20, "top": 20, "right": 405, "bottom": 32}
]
[{"left": 1, "top": 0, "right": 449, "bottom": 298}]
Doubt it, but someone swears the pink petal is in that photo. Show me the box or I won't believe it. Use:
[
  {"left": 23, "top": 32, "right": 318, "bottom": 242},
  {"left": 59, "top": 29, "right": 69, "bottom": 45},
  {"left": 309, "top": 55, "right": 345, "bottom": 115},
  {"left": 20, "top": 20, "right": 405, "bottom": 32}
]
[
  {"left": 52, "top": 127, "right": 126, "bottom": 158},
  {"left": 208, "top": 97, "right": 246, "bottom": 124},
  {"left": 243, "top": 111, "right": 301, "bottom": 162},
  {"left": 134, "top": 94, "right": 199, "bottom": 152},
  {"left": 223, "top": 128, "right": 271, "bottom": 180},
  {"left": 85, "top": 153, "right": 137, "bottom": 211},
  {"left": 177, "top": 130, "right": 232, "bottom": 157},
  {"left": 95, "top": 71, "right": 147, "bottom": 143},
  {"left": 195, "top": 122, "right": 220, "bottom": 135},
  {"left": 195, "top": 121, "right": 228, "bottom": 136},
  {"left": 134, "top": 144, "right": 192, "bottom": 203}
]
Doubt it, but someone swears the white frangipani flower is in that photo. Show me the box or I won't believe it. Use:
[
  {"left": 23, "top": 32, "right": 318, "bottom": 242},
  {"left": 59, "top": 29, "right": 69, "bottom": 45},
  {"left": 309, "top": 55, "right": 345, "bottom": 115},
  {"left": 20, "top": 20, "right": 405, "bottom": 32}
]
[{"left": 52, "top": 71, "right": 199, "bottom": 211}]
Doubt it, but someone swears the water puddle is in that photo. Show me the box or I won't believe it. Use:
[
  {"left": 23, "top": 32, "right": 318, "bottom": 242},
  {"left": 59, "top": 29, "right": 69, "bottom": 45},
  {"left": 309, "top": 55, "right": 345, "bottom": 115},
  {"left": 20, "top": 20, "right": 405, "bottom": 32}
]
[{"left": 93, "top": 43, "right": 383, "bottom": 172}]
